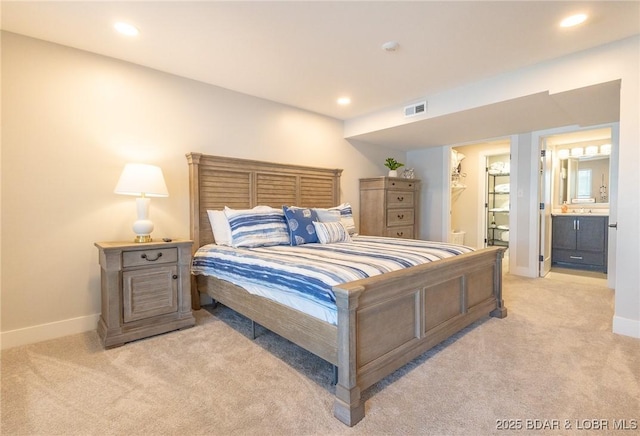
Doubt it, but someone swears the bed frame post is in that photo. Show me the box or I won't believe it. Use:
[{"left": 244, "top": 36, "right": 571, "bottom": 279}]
[
  {"left": 490, "top": 248, "right": 507, "bottom": 318},
  {"left": 333, "top": 285, "right": 365, "bottom": 427},
  {"left": 186, "top": 152, "right": 202, "bottom": 310}
]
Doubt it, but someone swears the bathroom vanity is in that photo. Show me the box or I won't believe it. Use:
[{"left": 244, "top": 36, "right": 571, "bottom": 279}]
[{"left": 551, "top": 214, "right": 608, "bottom": 273}]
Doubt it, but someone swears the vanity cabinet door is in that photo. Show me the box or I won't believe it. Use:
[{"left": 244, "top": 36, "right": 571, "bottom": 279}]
[
  {"left": 576, "top": 217, "right": 607, "bottom": 252},
  {"left": 551, "top": 217, "right": 577, "bottom": 250}
]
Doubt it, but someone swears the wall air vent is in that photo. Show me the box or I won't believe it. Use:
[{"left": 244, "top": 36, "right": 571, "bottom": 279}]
[{"left": 404, "top": 101, "right": 427, "bottom": 117}]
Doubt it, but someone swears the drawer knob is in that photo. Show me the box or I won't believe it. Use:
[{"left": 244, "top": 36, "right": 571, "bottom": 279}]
[
  {"left": 172, "top": 274, "right": 178, "bottom": 280},
  {"left": 141, "top": 252, "right": 163, "bottom": 262},
  {"left": 396, "top": 231, "right": 404, "bottom": 237},
  {"left": 397, "top": 214, "right": 404, "bottom": 219},
  {"left": 397, "top": 196, "right": 404, "bottom": 202}
]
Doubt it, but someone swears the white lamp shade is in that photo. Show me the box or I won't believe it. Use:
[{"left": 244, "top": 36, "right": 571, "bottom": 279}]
[{"left": 114, "top": 163, "right": 169, "bottom": 197}]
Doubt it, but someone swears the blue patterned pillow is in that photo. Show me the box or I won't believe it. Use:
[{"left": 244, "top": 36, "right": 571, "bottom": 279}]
[
  {"left": 283, "top": 206, "right": 320, "bottom": 246},
  {"left": 313, "top": 221, "right": 352, "bottom": 244},
  {"left": 224, "top": 206, "right": 290, "bottom": 248}
]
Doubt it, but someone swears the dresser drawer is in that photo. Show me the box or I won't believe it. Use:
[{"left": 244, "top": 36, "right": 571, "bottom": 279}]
[
  {"left": 386, "top": 191, "right": 414, "bottom": 208},
  {"left": 387, "top": 208, "right": 414, "bottom": 226},
  {"left": 384, "top": 226, "right": 414, "bottom": 239},
  {"left": 123, "top": 247, "right": 178, "bottom": 268},
  {"left": 387, "top": 179, "right": 418, "bottom": 191}
]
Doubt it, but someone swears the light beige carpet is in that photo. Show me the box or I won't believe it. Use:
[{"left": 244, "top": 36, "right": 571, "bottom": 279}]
[{"left": 2, "top": 272, "right": 639, "bottom": 435}]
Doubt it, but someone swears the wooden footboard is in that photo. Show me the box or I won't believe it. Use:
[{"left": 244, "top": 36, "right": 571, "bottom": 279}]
[
  {"left": 332, "top": 246, "right": 506, "bottom": 426},
  {"left": 195, "top": 246, "right": 505, "bottom": 427}
]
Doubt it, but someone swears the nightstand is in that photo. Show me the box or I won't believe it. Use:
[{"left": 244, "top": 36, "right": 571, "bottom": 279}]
[{"left": 95, "top": 239, "right": 196, "bottom": 348}]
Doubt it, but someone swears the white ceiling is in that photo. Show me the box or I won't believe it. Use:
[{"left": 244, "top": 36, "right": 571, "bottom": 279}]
[{"left": 2, "top": 1, "right": 638, "bottom": 148}]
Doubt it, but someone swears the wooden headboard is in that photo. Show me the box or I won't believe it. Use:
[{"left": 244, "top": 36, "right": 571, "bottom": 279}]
[{"left": 186, "top": 153, "right": 343, "bottom": 249}]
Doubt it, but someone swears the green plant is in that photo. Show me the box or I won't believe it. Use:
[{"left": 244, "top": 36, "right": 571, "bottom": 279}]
[{"left": 384, "top": 158, "right": 405, "bottom": 171}]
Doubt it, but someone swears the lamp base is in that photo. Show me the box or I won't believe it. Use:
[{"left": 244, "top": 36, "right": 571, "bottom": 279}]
[{"left": 134, "top": 235, "right": 153, "bottom": 243}]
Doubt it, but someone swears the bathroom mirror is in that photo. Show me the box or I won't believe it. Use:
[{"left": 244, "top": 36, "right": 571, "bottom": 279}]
[
  {"left": 548, "top": 127, "right": 612, "bottom": 210},
  {"left": 558, "top": 155, "right": 610, "bottom": 205}
]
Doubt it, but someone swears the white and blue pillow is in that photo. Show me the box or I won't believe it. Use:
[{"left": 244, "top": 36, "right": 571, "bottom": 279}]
[
  {"left": 224, "top": 206, "right": 290, "bottom": 248},
  {"left": 315, "top": 203, "right": 357, "bottom": 235},
  {"left": 283, "top": 206, "right": 320, "bottom": 246},
  {"left": 332, "top": 203, "right": 357, "bottom": 235},
  {"left": 314, "top": 208, "right": 341, "bottom": 223},
  {"left": 313, "top": 221, "right": 352, "bottom": 244}
]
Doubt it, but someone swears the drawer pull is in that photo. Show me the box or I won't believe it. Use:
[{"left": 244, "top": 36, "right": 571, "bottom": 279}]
[
  {"left": 172, "top": 274, "right": 178, "bottom": 280},
  {"left": 141, "top": 252, "right": 163, "bottom": 262},
  {"left": 396, "top": 231, "right": 404, "bottom": 237},
  {"left": 569, "top": 256, "right": 583, "bottom": 260},
  {"left": 397, "top": 214, "right": 404, "bottom": 219},
  {"left": 397, "top": 196, "right": 404, "bottom": 202}
]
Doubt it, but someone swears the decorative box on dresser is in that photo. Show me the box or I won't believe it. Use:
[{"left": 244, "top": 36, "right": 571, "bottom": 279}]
[
  {"left": 95, "top": 239, "right": 195, "bottom": 348},
  {"left": 359, "top": 177, "right": 421, "bottom": 239}
]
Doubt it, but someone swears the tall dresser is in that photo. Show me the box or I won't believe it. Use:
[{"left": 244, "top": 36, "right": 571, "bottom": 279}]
[{"left": 359, "top": 177, "right": 420, "bottom": 239}]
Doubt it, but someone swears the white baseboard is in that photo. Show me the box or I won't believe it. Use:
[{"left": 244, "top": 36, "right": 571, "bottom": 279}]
[
  {"left": 510, "top": 265, "right": 537, "bottom": 278},
  {"left": 613, "top": 315, "right": 640, "bottom": 339},
  {"left": 1, "top": 313, "right": 101, "bottom": 350}
]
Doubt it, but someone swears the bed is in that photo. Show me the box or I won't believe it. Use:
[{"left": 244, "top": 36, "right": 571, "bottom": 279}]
[{"left": 187, "top": 152, "right": 507, "bottom": 426}]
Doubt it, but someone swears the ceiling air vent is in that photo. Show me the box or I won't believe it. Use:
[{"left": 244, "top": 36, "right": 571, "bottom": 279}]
[{"left": 404, "top": 101, "right": 427, "bottom": 117}]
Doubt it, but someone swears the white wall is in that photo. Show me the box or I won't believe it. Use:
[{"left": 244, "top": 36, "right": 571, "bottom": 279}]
[
  {"left": 403, "top": 36, "right": 639, "bottom": 338},
  {"left": 0, "top": 32, "right": 402, "bottom": 348},
  {"left": 406, "top": 147, "right": 447, "bottom": 241}
]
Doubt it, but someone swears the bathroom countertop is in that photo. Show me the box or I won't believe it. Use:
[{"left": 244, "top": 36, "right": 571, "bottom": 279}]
[{"left": 551, "top": 210, "right": 609, "bottom": 217}]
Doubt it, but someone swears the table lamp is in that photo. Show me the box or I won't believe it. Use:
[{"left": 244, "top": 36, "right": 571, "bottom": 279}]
[{"left": 114, "top": 163, "right": 169, "bottom": 243}]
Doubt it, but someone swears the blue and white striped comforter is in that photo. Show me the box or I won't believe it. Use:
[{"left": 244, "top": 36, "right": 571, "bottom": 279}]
[{"left": 191, "top": 236, "right": 473, "bottom": 324}]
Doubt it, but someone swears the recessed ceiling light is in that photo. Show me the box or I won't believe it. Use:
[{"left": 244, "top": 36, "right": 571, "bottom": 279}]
[
  {"left": 381, "top": 41, "right": 400, "bottom": 52},
  {"left": 337, "top": 97, "right": 351, "bottom": 106},
  {"left": 114, "top": 22, "right": 139, "bottom": 36},
  {"left": 560, "top": 13, "right": 588, "bottom": 28}
]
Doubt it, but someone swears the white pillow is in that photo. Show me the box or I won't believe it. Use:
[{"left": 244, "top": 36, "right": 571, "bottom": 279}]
[
  {"left": 206, "top": 210, "right": 232, "bottom": 246},
  {"left": 313, "top": 221, "right": 352, "bottom": 244}
]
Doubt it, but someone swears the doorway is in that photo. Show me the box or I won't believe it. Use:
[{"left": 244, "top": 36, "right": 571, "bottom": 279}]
[
  {"left": 449, "top": 139, "right": 511, "bottom": 271},
  {"left": 537, "top": 124, "right": 617, "bottom": 286}
]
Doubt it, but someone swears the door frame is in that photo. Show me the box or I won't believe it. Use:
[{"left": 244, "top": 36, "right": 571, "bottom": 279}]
[
  {"left": 446, "top": 141, "right": 511, "bottom": 250},
  {"left": 534, "top": 122, "right": 618, "bottom": 285}
]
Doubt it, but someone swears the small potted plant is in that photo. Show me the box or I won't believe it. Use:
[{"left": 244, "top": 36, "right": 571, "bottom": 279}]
[{"left": 384, "top": 158, "right": 404, "bottom": 177}]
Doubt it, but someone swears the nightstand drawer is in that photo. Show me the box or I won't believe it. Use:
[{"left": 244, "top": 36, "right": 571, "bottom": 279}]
[
  {"left": 123, "top": 248, "right": 178, "bottom": 268},
  {"left": 386, "top": 191, "right": 414, "bottom": 208},
  {"left": 387, "top": 208, "right": 414, "bottom": 226}
]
